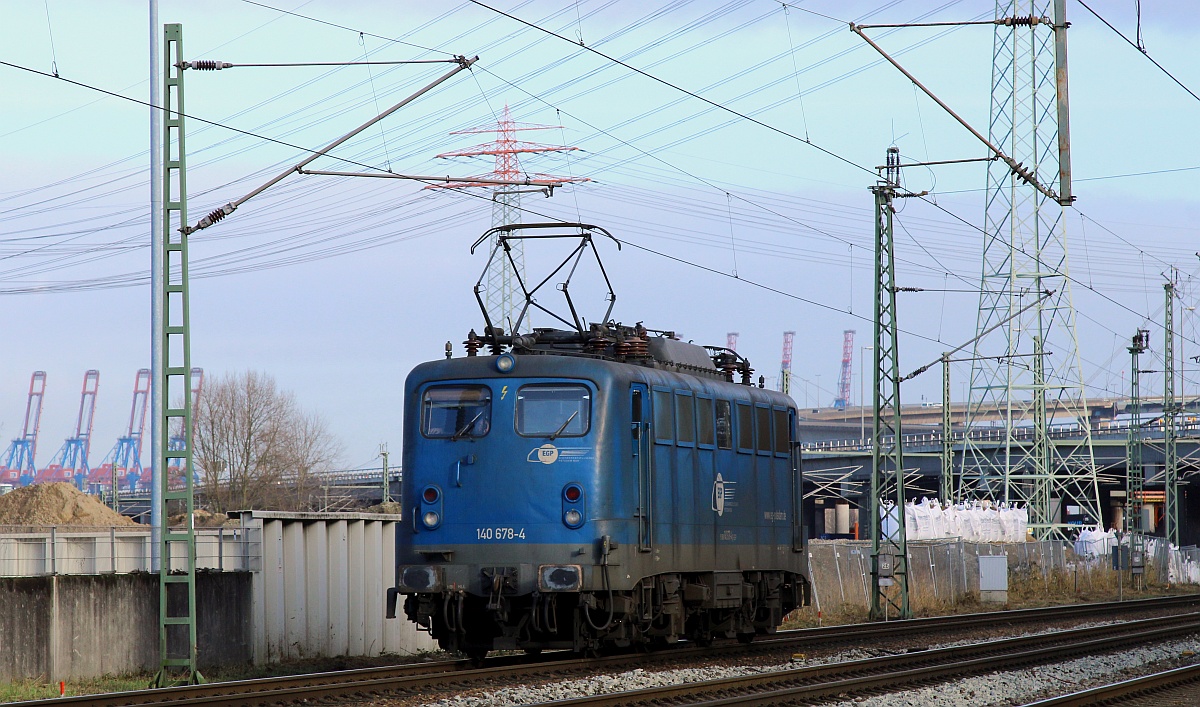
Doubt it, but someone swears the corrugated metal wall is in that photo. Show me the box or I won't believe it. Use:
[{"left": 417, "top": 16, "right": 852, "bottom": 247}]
[{"left": 237, "top": 510, "right": 437, "bottom": 661}]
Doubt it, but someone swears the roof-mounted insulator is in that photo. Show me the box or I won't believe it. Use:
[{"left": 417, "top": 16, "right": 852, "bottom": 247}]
[
  {"left": 182, "top": 60, "right": 233, "bottom": 71},
  {"left": 464, "top": 330, "right": 482, "bottom": 357}
]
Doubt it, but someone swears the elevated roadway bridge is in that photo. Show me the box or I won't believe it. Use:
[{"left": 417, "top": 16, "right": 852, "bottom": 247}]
[
  {"left": 799, "top": 408, "right": 1200, "bottom": 546},
  {"left": 800, "top": 396, "right": 1198, "bottom": 428}
]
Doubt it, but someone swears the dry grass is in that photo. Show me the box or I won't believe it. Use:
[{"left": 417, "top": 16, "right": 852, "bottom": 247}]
[
  {"left": 784, "top": 561, "right": 1196, "bottom": 630},
  {"left": 0, "top": 653, "right": 440, "bottom": 702}
]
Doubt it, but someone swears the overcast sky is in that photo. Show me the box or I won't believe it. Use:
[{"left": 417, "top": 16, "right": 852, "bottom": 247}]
[{"left": 1, "top": 1, "right": 1198, "bottom": 471}]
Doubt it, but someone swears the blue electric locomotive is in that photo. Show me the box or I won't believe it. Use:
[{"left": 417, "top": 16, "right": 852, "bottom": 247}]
[{"left": 387, "top": 225, "right": 809, "bottom": 658}]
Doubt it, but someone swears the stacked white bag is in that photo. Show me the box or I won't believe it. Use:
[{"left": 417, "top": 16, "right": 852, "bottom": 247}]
[
  {"left": 1072, "top": 525, "right": 1116, "bottom": 558},
  {"left": 900, "top": 497, "right": 1028, "bottom": 542}
]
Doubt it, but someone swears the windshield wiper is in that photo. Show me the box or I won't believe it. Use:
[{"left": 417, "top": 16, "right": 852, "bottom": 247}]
[
  {"left": 548, "top": 410, "right": 579, "bottom": 441},
  {"left": 451, "top": 409, "right": 485, "bottom": 441}
]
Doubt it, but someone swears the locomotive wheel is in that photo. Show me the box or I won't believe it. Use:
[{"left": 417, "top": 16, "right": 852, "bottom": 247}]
[
  {"left": 465, "top": 647, "right": 489, "bottom": 666},
  {"left": 736, "top": 632, "right": 755, "bottom": 645}
]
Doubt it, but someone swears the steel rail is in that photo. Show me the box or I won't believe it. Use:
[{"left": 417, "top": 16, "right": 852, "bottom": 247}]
[
  {"left": 13, "top": 594, "right": 1200, "bottom": 707},
  {"left": 1019, "top": 662, "right": 1200, "bottom": 706},
  {"left": 539, "top": 613, "right": 1200, "bottom": 706}
]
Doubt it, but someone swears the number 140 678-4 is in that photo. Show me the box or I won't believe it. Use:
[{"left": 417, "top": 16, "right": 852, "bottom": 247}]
[{"left": 476, "top": 527, "right": 526, "bottom": 540}]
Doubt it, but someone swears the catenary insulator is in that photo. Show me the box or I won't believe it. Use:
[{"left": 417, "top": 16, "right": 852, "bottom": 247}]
[
  {"left": 195, "top": 203, "right": 236, "bottom": 230},
  {"left": 1003, "top": 15, "right": 1041, "bottom": 27},
  {"left": 184, "top": 60, "right": 233, "bottom": 71}
]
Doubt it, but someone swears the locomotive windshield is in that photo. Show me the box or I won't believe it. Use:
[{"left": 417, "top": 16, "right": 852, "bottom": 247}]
[
  {"left": 516, "top": 384, "right": 591, "bottom": 438},
  {"left": 422, "top": 385, "right": 492, "bottom": 438}
]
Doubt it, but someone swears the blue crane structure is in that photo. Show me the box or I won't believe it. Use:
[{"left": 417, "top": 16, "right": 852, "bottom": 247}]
[
  {"left": 90, "top": 368, "right": 151, "bottom": 494},
  {"left": 38, "top": 370, "right": 100, "bottom": 489},
  {"left": 0, "top": 371, "right": 48, "bottom": 487},
  {"left": 166, "top": 367, "right": 204, "bottom": 488}
]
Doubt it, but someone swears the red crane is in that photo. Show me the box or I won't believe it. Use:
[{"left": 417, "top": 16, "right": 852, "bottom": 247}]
[
  {"left": 833, "top": 330, "right": 856, "bottom": 409},
  {"left": 779, "top": 331, "right": 795, "bottom": 394}
]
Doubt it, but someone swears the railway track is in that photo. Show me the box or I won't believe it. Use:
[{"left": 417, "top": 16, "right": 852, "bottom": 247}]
[
  {"left": 1021, "top": 663, "right": 1200, "bottom": 706},
  {"left": 13, "top": 594, "right": 1200, "bottom": 707},
  {"left": 537, "top": 612, "right": 1200, "bottom": 706}
]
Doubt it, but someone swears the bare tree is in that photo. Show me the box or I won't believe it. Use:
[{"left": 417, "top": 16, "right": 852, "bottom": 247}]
[{"left": 193, "top": 371, "right": 342, "bottom": 513}]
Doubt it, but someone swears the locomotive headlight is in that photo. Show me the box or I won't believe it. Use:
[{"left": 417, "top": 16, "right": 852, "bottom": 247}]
[
  {"left": 563, "top": 509, "right": 583, "bottom": 528},
  {"left": 495, "top": 353, "right": 516, "bottom": 373},
  {"left": 422, "top": 511, "right": 441, "bottom": 529}
]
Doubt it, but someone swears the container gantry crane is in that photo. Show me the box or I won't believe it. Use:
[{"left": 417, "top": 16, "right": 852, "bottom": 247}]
[
  {"left": 37, "top": 370, "right": 100, "bottom": 488},
  {"left": 90, "top": 369, "right": 151, "bottom": 494},
  {"left": 833, "top": 330, "right": 856, "bottom": 409},
  {"left": 0, "top": 372, "right": 47, "bottom": 487}
]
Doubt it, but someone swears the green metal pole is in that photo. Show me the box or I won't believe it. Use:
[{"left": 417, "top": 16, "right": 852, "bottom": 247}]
[
  {"left": 1127, "top": 329, "right": 1148, "bottom": 591},
  {"left": 154, "top": 23, "right": 202, "bottom": 687},
  {"left": 941, "top": 353, "right": 953, "bottom": 503},
  {"left": 869, "top": 147, "right": 911, "bottom": 621},
  {"left": 1164, "top": 282, "right": 1178, "bottom": 547},
  {"left": 1031, "top": 334, "right": 1051, "bottom": 537}
]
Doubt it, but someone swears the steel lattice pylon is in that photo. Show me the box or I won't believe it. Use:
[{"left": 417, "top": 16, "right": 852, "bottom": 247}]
[
  {"left": 960, "top": 0, "right": 1099, "bottom": 540},
  {"left": 432, "top": 106, "right": 587, "bottom": 333},
  {"left": 489, "top": 189, "right": 525, "bottom": 331}
]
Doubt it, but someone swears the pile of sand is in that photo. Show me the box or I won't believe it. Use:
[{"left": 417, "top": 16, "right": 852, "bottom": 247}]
[
  {"left": 168, "top": 508, "right": 239, "bottom": 528},
  {"left": 0, "top": 482, "right": 137, "bottom": 526},
  {"left": 365, "top": 501, "right": 404, "bottom": 515}
]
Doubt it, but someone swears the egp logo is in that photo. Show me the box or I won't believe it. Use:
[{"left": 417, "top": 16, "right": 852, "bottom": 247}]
[
  {"left": 528, "top": 445, "right": 591, "bottom": 464},
  {"left": 712, "top": 473, "right": 736, "bottom": 516},
  {"left": 528, "top": 444, "right": 559, "bottom": 465}
]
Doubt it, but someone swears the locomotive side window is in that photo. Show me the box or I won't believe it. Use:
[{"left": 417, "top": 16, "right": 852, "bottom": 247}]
[
  {"left": 675, "top": 392, "right": 695, "bottom": 446},
  {"left": 422, "top": 385, "right": 491, "bottom": 438},
  {"left": 715, "top": 400, "right": 732, "bottom": 449},
  {"left": 516, "top": 384, "right": 591, "bottom": 437},
  {"left": 755, "top": 404, "right": 772, "bottom": 455},
  {"left": 773, "top": 407, "right": 791, "bottom": 455},
  {"left": 736, "top": 402, "right": 754, "bottom": 453},
  {"left": 696, "top": 396, "right": 715, "bottom": 448},
  {"left": 653, "top": 389, "right": 674, "bottom": 444}
]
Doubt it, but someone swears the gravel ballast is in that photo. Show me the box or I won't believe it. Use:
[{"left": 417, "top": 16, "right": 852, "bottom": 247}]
[{"left": 412, "top": 624, "right": 1197, "bottom": 707}]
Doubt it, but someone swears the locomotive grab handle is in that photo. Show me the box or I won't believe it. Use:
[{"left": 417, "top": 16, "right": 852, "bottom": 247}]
[{"left": 455, "top": 454, "right": 477, "bottom": 487}]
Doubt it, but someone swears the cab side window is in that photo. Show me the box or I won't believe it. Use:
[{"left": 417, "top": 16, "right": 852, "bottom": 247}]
[
  {"left": 773, "top": 407, "right": 791, "bottom": 455},
  {"left": 653, "top": 389, "right": 674, "bottom": 444},
  {"left": 736, "top": 402, "right": 753, "bottom": 453},
  {"left": 675, "top": 392, "right": 695, "bottom": 446},
  {"left": 715, "top": 400, "right": 733, "bottom": 450},
  {"left": 696, "top": 396, "right": 715, "bottom": 448},
  {"left": 755, "top": 404, "right": 772, "bottom": 455}
]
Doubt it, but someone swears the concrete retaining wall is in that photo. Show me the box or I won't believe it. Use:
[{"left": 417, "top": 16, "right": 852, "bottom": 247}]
[
  {"left": 0, "top": 572, "right": 251, "bottom": 681},
  {"left": 0, "top": 512, "right": 436, "bottom": 680}
]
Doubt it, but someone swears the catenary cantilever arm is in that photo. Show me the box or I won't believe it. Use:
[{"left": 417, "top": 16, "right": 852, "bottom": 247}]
[{"left": 183, "top": 55, "right": 478, "bottom": 234}]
